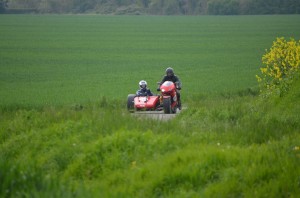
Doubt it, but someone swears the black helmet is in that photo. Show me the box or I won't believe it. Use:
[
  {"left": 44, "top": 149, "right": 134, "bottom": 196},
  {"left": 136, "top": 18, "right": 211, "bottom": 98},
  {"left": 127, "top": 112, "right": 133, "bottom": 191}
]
[
  {"left": 139, "top": 80, "right": 147, "bottom": 89},
  {"left": 166, "top": 67, "right": 174, "bottom": 77}
]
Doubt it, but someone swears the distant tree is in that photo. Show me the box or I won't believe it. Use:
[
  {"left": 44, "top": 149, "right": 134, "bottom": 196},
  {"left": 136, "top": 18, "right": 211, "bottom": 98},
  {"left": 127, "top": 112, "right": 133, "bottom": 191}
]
[
  {"left": 207, "top": 0, "right": 239, "bottom": 15},
  {"left": 148, "top": 0, "right": 165, "bottom": 14},
  {"left": 73, "top": 0, "right": 96, "bottom": 13},
  {"left": 164, "top": 0, "right": 180, "bottom": 15},
  {"left": 0, "top": 0, "right": 8, "bottom": 13},
  {"left": 2, "top": 0, "right": 300, "bottom": 14},
  {"left": 186, "top": 0, "right": 208, "bottom": 15},
  {"left": 140, "top": 0, "right": 150, "bottom": 8}
]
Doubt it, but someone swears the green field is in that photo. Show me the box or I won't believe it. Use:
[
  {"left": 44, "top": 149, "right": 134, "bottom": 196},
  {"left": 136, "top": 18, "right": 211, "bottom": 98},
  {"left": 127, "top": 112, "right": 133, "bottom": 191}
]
[
  {"left": 1, "top": 15, "right": 300, "bottom": 197},
  {"left": 1, "top": 15, "right": 299, "bottom": 107}
]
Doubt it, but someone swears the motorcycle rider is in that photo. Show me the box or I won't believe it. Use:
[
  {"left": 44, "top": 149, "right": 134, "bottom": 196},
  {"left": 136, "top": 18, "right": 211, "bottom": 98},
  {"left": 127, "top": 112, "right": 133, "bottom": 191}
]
[
  {"left": 136, "top": 80, "right": 153, "bottom": 96},
  {"left": 158, "top": 67, "right": 182, "bottom": 109}
]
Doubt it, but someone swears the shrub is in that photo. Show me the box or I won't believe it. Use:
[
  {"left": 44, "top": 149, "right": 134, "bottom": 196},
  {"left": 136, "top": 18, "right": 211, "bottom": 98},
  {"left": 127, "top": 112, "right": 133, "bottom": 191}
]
[{"left": 256, "top": 37, "right": 300, "bottom": 97}]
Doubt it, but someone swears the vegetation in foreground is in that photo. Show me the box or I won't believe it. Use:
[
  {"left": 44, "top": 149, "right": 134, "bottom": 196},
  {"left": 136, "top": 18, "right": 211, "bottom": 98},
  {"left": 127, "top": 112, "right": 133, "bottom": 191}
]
[{"left": 1, "top": 75, "right": 300, "bottom": 197}]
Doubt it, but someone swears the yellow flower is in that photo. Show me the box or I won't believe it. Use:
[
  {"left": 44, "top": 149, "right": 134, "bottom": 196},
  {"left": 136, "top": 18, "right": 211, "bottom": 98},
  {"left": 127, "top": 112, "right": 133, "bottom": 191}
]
[
  {"left": 256, "top": 75, "right": 262, "bottom": 82},
  {"left": 257, "top": 37, "right": 300, "bottom": 95},
  {"left": 260, "top": 68, "right": 267, "bottom": 74}
]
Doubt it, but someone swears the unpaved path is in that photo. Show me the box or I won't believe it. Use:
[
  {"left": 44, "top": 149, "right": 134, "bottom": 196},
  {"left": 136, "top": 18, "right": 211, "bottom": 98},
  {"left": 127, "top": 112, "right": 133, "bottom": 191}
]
[{"left": 132, "top": 108, "right": 183, "bottom": 121}]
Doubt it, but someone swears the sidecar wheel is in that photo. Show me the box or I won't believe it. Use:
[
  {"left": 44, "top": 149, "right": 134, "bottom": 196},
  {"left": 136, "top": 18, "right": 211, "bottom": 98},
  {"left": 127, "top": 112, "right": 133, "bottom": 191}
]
[{"left": 127, "top": 94, "right": 135, "bottom": 112}]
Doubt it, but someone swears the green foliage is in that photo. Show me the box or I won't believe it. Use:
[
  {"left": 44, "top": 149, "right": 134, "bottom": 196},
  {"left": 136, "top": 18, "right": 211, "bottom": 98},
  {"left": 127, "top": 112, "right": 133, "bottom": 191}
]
[
  {"left": 240, "top": 0, "right": 300, "bottom": 15},
  {"left": 0, "top": 161, "right": 85, "bottom": 198},
  {"left": 0, "top": 0, "right": 8, "bottom": 13},
  {"left": 1, "top": 81, "right": 300, "bottom": 196},
  {"left": 257, "top": 37, "right": 300, "bottom": 97},
  {"left": 5, "top": 0, "right": 300, "bottom": 14},
  {"left": 207, "top": 0, "right": 239, "bottom": 15}
]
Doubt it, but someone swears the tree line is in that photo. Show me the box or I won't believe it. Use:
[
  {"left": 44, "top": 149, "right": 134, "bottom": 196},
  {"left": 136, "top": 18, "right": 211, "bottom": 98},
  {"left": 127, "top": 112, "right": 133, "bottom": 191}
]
[{"left": 1, "top": 0, "right": 300, "bottom": 15}]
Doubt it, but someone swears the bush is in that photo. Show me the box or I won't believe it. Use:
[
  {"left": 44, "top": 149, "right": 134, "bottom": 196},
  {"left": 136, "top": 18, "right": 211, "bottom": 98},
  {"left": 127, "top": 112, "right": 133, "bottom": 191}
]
[{"left": 256, "top": 37, "right": 300, "bottom": 97}]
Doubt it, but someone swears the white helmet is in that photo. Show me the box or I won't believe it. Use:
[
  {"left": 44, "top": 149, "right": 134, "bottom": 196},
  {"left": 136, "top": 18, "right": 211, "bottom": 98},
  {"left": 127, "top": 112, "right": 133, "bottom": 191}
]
[{"left": 139, "top": 80, "right": 147, "bottom": 89}]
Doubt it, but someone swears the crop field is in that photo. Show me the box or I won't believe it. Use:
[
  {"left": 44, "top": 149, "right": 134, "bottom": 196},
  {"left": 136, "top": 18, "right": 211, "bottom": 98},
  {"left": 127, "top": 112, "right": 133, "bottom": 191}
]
[
  {"left": 1, "top": 15, "right": 299, "bottom": 107},
  {"left": 1, "top": 15, "right": 300, "bottom": 197}
]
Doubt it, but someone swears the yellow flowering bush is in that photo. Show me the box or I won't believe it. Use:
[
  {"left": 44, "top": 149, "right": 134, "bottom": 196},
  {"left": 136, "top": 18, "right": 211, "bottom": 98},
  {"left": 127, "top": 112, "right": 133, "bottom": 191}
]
[{"left": 256, "top": 37, "right": 300, "bottom": 96}]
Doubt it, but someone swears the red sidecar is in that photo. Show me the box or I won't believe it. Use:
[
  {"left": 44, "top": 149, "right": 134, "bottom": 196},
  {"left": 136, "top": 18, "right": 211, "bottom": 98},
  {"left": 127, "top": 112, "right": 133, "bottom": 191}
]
[{"left": 127, "top": 81, "right": 179, "bottom": 114}]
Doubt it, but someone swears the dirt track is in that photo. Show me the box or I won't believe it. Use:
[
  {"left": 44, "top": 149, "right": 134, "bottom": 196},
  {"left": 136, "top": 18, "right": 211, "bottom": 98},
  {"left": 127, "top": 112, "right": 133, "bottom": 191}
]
[{"left": 132, "top": 108, "right": 182, "bottom": 121}]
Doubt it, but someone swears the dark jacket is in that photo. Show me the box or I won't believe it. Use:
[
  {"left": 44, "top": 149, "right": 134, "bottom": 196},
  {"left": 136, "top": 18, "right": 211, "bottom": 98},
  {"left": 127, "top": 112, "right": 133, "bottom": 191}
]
[
  {"left": 136, "top": 88, "right": 153, "bottom": 96},
  {"left": 160, "top": 75, "right": 182, "bottom": 89}
]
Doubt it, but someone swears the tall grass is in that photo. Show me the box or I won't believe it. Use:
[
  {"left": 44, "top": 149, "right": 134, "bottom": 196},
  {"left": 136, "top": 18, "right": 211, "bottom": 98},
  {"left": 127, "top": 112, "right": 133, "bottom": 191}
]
[{"left": 1, "top": 77, "right": 300, "bottom": 197}]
